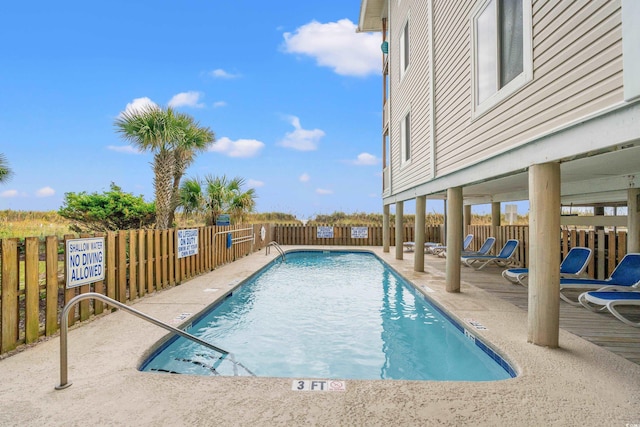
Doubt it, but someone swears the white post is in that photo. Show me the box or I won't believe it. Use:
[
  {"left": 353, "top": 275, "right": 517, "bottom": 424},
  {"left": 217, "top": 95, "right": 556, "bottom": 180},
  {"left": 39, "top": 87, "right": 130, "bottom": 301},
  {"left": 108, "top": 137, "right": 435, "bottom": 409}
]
[
  {"left": 383, "top": 204, "right": 390, "bottom": 253},
  {"left": 395, "top": 201, "right": 404, "bottom": 260},
  {"left": 528, "top": 163, "right": 561, "bottom": 348},
  {"left": 445, "top": 187, "right": 462, "bottom": 293},
  {"left": 415, "top": 196, "right": 426, "bottom": 272},
  {"left": 628, "top": 188, "right": 640, "bottom": 253}
]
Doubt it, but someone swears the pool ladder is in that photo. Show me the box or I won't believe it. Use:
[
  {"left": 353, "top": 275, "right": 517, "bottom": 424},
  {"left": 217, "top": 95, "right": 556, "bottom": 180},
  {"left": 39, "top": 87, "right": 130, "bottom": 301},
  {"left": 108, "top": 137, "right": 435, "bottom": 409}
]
[
  {"left": 265, "top": 241, "right": 286, "bottom": 262},
  {"left": 55, "top": 292, "right": 251, "bottom": 390}
]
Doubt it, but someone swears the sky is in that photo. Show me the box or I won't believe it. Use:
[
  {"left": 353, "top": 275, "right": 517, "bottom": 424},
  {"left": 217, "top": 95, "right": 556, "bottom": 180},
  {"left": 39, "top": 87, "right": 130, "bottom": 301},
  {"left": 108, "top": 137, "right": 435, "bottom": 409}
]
[{"left": 0, "top": 0, "right": 509, "bottom": 219}]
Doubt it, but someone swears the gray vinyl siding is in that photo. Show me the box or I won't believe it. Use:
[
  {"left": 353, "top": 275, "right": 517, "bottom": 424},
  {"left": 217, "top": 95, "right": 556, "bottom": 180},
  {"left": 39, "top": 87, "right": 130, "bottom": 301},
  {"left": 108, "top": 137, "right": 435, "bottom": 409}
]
[
  {"left": 433, "top": 0, "right": 623, "bottom": 177},
  {"left": 388, "top": 1, "right": 434, "bottom": 194}
]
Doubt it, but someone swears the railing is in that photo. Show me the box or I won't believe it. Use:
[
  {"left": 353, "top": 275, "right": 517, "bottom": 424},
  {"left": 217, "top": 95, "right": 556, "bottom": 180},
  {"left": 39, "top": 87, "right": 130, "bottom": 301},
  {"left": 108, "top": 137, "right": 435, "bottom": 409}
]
[
  {"left": 55, "top": 293, "right": 231, "bottom": 390},
  {"left": 265, "top": 241, "right": 286, "bottom": 262},
  {"left": 213, "top": 227, "right": 255, "bottom": 254}
]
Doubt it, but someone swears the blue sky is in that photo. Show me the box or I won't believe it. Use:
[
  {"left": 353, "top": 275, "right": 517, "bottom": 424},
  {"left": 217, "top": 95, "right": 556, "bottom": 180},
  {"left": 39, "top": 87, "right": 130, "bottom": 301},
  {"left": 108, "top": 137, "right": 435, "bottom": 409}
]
[{"left": 0, "top": 1, "right": 511, "bottom": 218}]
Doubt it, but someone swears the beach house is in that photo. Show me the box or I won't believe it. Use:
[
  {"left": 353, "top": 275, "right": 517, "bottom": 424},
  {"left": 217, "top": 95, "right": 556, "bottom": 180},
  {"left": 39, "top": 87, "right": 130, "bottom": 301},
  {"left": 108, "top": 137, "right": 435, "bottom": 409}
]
[{"left": 358, "top": 0, "right": 640, "bottom": 346}]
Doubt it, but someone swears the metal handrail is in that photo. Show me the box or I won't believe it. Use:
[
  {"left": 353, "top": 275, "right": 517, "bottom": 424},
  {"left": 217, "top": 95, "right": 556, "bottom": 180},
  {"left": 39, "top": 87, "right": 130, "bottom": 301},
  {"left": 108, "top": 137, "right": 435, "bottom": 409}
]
[
  {"left": 55, "top": 292, "right": 229, "bottom": 390},
  {"left": 265, "top": 241, "right": 286, "bottom": 262},
  {"left": 213, "top": 227, "right": 255, "bottom": 252}
]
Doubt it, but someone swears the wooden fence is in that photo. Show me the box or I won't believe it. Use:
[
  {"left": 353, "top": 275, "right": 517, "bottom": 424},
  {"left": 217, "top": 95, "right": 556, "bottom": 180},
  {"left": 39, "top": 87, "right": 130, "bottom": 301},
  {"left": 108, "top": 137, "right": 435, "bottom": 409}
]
[
  {"left": 0, "top": 224, "right": 272, "bottom": 355},
  {"left": 274, "top": 224, "right": 442, "bottom": 246},
  {"left": 0, "top": 222, "right": 628, "bottom": 357}
]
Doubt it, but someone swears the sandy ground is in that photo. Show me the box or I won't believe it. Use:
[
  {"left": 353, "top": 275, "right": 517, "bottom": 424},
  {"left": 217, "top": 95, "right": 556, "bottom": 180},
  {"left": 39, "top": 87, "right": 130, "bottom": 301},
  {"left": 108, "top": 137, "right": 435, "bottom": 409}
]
[{"left": 0, "top": 246, "right": 639, "bottom": 427}]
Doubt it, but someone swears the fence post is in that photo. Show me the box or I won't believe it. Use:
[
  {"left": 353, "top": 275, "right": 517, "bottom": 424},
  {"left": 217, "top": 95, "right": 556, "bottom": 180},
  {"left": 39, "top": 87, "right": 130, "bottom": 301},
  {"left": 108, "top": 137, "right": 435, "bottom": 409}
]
[
  {"left": 45, "top": 236, "right": 60, "bottom": 336},
  {"left": 1, "top": 239, "right": 19, "bottom": 353},
  {"left": 24, "top": 237, "right": 40, "bottom": 344}
]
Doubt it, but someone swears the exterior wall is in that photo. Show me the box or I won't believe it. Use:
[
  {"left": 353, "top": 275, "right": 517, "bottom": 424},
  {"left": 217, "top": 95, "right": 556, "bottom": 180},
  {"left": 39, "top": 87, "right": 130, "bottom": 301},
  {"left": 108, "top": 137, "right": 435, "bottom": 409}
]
[
  {"left": 388, "top": 0, "right": 433, "bottom": 194},
  {"left": 436, "top": 0, "right": 623, "bottom": 176},
  {"left": 386, "top": 0, "right": 624, "bottom": 195}
]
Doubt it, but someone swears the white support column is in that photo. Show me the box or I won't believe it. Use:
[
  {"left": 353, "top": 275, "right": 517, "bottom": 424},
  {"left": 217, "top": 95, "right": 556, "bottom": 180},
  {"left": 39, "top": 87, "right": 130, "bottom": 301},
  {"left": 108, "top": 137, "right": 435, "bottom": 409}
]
[
  {"left": 445, "top": 187, "right": 462, "bottom": 293},
  {"left": 383, "top": 204, "right": 391, "bottom": 253},
  {"left": 528, "top": 162, "right": 561, "bottom": 348},
  {"left": 395, "top": 201, "right": 404, "bottom": 260},
  {"left": 628, "top": 188, "right": 640, "bottom": 253},
  {"left": 415, "top": 196, "right": 426, "bottom": 272}
]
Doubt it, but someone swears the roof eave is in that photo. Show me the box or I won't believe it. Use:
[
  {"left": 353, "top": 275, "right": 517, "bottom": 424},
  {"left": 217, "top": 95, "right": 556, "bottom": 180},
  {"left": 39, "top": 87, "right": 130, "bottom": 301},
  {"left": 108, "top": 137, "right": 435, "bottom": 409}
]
[{"left": 357, "top": 0, "right": 385, "bottom": 33}]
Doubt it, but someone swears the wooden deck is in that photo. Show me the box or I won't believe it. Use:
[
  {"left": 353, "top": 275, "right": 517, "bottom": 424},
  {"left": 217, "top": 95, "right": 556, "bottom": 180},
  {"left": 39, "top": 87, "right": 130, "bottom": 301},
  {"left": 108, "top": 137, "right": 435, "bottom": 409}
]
[{"left": 423, "top": 254, "right": 640, "bottom": 365}]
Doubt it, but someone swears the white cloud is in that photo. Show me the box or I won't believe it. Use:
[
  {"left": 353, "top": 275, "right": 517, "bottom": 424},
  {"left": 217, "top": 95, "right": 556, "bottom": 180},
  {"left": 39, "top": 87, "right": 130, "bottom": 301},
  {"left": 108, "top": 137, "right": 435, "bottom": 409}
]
[
  {"left": 213, "top": 101, "right": 227, "bottom": 108},
  {"left": 0, "top": 189, "right": 18, "bottom": 198},
  {"left": 282, "top": 19, "right": 380, "bottom": 77},
  {"left": 208, "top": 137, "right": 265, "bottom": 158},
  {"left": 121, "top": 97, "right": 159, "bottom": 116},
  {"left": 278, "top": 116, "right": 325, "bottom": 151},
  {"left": 247, "top": 179, "right": 265, "bottom": 188},
  {"left": 299, "top": 173, "right": 310, "bottom": 183},
  {"left": 210, "top": 68, "right": 241, "bottom": 79},
  {"left": 352, "top": 152, "right": 379, "bottom": 166},
  {"left": 107, "top": 145, "right": 142, "bottom": 154},
  {"left": 168, "top": 91, "right": 205, "bottom": 108},
  {"left": 36, "top": 186, "right": 55, "bottom": 197},
  {"left": 316, "top": 188, "right": 333, "bottom": 195}
]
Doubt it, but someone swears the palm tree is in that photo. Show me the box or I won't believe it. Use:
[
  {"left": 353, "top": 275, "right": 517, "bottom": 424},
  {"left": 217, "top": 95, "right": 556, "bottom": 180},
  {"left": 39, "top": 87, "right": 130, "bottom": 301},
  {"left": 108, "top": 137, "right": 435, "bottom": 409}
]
[
  {"left": 228, "top": 184, "right": 256, "bottom": 224},
  {"left": 0, "top": 153, "right": 14, "bottom": 184},
  {"left": 179, "top": 175, "right": 257, "bottom": 226},
  {"left": 169, "top": 120, "right": 215, "bottom": 226},
  {"left": 115, "top": 106, "right": 214, "bottom": 229},
  {"left": 178, "top": 177, "right": 204, "bottom": 218}
]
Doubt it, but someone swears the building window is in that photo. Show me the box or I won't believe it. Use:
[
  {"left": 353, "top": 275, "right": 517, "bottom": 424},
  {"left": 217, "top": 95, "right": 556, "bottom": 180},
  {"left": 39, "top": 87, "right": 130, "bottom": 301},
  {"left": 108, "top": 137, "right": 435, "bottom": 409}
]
[
  {"left": 472, "top": 0, "right": 532, "bottom": 116},
  {"left": 401, "top": 111, "right": 411, "bottom": 164},
  {"left": 400, "top": 18, "right": 409, "bottom": 77}
]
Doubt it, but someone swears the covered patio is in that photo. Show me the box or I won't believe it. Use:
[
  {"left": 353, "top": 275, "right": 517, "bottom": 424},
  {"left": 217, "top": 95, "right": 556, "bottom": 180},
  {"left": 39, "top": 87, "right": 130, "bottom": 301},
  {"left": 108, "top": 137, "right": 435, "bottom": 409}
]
[{"left": 392, "top": 248, "right": 640, "bottom": 365}]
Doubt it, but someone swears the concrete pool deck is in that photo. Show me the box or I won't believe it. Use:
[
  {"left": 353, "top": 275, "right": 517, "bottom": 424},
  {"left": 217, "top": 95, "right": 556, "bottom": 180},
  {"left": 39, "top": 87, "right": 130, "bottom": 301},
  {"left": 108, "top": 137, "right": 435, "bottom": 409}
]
[{"left": 0, "top": 246, "right": 639, "bottom": 426}]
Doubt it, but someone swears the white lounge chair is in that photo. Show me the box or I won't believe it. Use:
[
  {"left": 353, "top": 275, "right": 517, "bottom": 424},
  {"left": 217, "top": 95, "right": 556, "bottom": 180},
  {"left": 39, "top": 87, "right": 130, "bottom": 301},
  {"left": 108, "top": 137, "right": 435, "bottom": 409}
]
[
  {"left": 502, "top": 246, "right": 592, "bottom": 286},
  {"left": 559, "top": 253, "right": 640, "bottom": 305},
  {"left": 578, "top": 290, "right": 640, "bottom": 327},
  {"left": 461, "top": 239, "right": 519, "bottom": 270},
  {"left": 429, "top": 234, "right": 473, "bottom": 256},
  {"left": 403, "top": 241, "right": 441, "bottom": 252}
]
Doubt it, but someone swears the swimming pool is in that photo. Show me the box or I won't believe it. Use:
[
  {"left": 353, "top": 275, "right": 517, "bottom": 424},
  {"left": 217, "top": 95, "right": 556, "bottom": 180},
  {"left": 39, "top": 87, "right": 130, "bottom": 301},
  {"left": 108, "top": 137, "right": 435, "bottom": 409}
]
[{"left": 141, "top": 250, "right": 515, "bottom": 381}]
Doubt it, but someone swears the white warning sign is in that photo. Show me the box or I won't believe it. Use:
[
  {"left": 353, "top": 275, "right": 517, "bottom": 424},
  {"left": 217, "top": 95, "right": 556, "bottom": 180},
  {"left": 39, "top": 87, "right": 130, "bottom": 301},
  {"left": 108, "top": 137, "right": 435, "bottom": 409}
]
[{"left": 66, "top": 237, "right": 105, "bottom": 288}]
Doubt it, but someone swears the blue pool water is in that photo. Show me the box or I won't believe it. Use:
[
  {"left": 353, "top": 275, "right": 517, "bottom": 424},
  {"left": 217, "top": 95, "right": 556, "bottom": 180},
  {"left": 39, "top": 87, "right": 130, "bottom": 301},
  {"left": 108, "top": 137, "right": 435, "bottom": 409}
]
[{"left": 141, "top": 251, "right": 515, "bottom": 381}]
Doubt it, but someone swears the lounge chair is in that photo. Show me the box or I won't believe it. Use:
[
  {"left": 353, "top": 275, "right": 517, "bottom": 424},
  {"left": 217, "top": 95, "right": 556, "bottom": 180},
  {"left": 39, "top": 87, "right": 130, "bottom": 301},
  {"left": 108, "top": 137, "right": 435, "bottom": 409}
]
[
  {"left": 559, "top": 253, "right": 640, "bottom": 305},
  {"left": 502, "top": 246, "right": 592, "bottom": 286},
  {"left": 429, "top": 234, "right": 473, "bottom": 256},
  {"left": 403, "top": 241, "right": 441, "bottom": 252},
  {"left": 578, "top": 290, "right": 640, "bottom": 327},
  {"left": 461, "top": 239, "right": 519, "bottom": 270},
  {"left": 438, "top": 237, "right": 495, "bottom": 258}
]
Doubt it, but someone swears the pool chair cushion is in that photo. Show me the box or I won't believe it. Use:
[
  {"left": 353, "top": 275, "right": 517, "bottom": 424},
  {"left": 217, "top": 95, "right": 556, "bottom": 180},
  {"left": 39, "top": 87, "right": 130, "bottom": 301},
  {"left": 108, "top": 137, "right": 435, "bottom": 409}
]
[
  {"left": 461, "top": 239, "right": 519, "bottom": 271},
  {"left": 502, "top": 246, "right": 592, "bottom": 286},
  {"left": 440, "top": 237, "right": 496, "bottom": 258}
]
